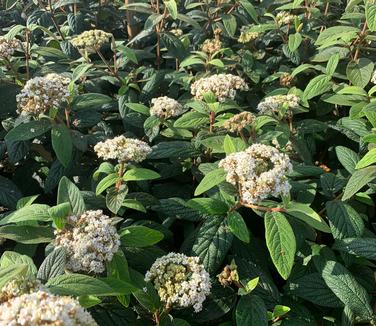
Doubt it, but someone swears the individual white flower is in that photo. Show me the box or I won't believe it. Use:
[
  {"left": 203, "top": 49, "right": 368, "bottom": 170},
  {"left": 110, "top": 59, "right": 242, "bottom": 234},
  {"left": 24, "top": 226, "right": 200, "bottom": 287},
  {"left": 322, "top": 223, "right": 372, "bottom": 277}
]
[
  {"left": 94, "top": 135, "right": 152, "bottom": 163},
  {"left": 256, "top": 94, "right": 300, "bottom": 115},
  {"left": 275, "top": 11, "right": 296, "bottom": 25},
  {"left": 145, "top": 252, "right": 211, "bottom": 312},
  {"left": 218, "top": 144, "right": 292, "bottom": 204},
  {"left": 0, "top": 276, "right": 42, "bottom": 304},
  {"left": 0, "top": 37, "right": 21, "bottom": 60},
  {"left": 223, "top": 111, "right": 255, "bottom": 132},
  {"left": 16, "top": 73, "right": 71, "bottom": 115},
  {"left": 0, "top": 290, "right": 98, "bottom": 325},
  {"left": 150, "top": 96, "right": 183, "bottom": 119},
  {"left": 54, "top": 210, "right": 120, "bottom": 274},
  {"left": 71, "top": 29, "right": 112, "bottom": 53},
  {"left": 191, "top": 74, "right": 248, "bottom": 102}
]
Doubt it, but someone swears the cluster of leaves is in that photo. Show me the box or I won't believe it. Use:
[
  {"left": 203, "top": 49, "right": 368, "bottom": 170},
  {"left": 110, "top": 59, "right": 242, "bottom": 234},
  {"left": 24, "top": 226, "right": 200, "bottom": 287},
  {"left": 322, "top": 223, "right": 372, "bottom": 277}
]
[{"left": 1, "top": 0, "right": 376, "bottom": 325}]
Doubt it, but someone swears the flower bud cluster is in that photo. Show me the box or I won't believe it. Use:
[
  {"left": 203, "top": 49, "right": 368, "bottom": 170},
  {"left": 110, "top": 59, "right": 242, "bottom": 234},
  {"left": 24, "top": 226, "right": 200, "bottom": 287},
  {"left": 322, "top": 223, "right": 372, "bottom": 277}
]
[
  {"left": 145, "top": 252, "right": 211, "bottom": 312},
  {"left": 16, "top": 73, "right": 71, "bottom": 115},
  {"left": 279, "top": 73, "right": 294, "bottom": 87},
  {"left": 0, "top": 38, "right": 21, "bottom": 60},
  {"left": 0, "top": 277, "right": 42, "bottom": 304},
  {"left": 218, "top": 144, "right": 292, "bottom": 204},
  {"left": 223, "top": 111, "right": 255, "bottom": 133},
  {"left": 54, "top": 210, "right": 120, "bottom": 274},
  {"left": 217, "top": 261, "right": 239, "bottom": 287},
  {"left": 71, "top": 29, "right": 112, "bottom": 53},
  {"left": 256, "top": 94, "right": 299, "bottom": 115},
  {"left": 94, "top": 135, "right": 152, "bottom": 163},
  {"left": 238, "top": 29, "right": 260, "bottom": 43},
  {"left": 276, "top": 11, "right": 296, "bottom": 25},
  {"left": 191, "top": 74, "right": 248, "bottom": 102},
  {"left": 0, "top": 290, "right": 98, "bottom": 325},
  {"left": 202, "top": 38, "right": 222, "bottom": 55},
  {"left": 170, "top": 28, "right": 183, "bottom": 37},
  {"left": 150, "top": 96, "right": 183, "bottom": 119}
]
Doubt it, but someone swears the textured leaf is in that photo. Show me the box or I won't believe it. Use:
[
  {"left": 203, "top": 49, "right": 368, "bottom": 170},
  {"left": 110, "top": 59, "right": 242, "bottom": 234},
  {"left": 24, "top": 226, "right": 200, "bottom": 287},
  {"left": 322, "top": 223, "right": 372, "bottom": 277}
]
[
  {"left": 342, "top": 166, "right": 376, "bottom": 200},
  {"left": 194, "top": 168, "right": 227, "bottom": 196},
  {"left": 57, "top": 177, "right": 85, "bottom": 214},
  {"left": 288, "top": 33, "right": 302, "bottom": 52},
  {"left": 346, "top": 58, "right": 374, "bottom": 88},
  {"left": 333, "top": 238, "right": 376, "bottom": 261},
  {"left": 265, "top": 212, "right": 296, "bottom": 280},
  {"left": 303, "top": 75, "right": 332, "bottom": 100},
  {"left": 5, "top": 119, "right": 52, "bottom": 142},
  {"left": 37, "top": 247, "right": 66, "bottom": 282},
  {"left": 192, "top": 216, "right": 233, "bottom": 273},
  {"left": 106, "top": 186, "right": 128, "bottom": 214},
  {"left": 0, "top": 204, "right": 51, "bottom": 225},
  {"left": 0, "top": 175, "right": 22, "bottom": 209},
  {"left": 0, "top": 251, "right": 37, "bottom": 277},
  {"left": 120, "top": 226, "right": 164, "bottom": 247},
  {"left": 321, "top": 260, "right": 373, "bottom": 319},
  {"left": 236, "top": 295, "right": 267, "bottom": 326},
  {"left": 326, "top": 201, "right": 364, "bottom": 239},
  {"left": 51, "top": 124, "right": 72, "bottom": 168},
  {"left": 0, "top": 225, "right": 54, "bottom": 244},
  {"left": 226, "top": 211, "right": 250, "bottom": 243},
  {"left": 355, "top": 148, "right": 376, "bottom": 169},
  {"left": 123, "top": 168, "right": 160, "bottom": 181},
  {"left": 335, "top": 146, "right": 359, "bottom": 174}
]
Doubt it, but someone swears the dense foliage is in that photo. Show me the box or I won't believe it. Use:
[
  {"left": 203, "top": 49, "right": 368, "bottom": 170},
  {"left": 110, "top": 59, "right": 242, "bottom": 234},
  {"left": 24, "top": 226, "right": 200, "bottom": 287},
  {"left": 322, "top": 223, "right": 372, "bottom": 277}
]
[{"left": 1, "top": 0, "right": 376, "bottom": 324}]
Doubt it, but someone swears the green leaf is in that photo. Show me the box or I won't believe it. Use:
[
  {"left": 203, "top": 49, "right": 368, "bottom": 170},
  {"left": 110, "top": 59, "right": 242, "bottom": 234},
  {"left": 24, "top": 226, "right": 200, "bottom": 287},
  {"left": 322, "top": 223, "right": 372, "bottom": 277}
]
[
  {"left": 346, "top": 58, "right": 374, "bottom": 88},
  {"left": 0, "top": 225, "right": 54, "bottom": 244},
  {"left": 333, "top": 238, "right": 376, "bottom": 261},
  {"left": 326, "top": 53, "right": 340, "bottom": 76},
  {"left": 239, "top": 0, "right": 259, "bottom": 23},
  {"left": 289, "top": 273, "right": 343, "bottom": 308},
  {"left": 342, "top": 166, "right": 376, "bottom": 201},
  {"left": 57, "top": 176, "right": 85, "bottom": 215},
  {"left": 194, "top": 168, "right": 227, "bottom": 196},
  {"left": 186, "top": 198, "right": 229, "bottom": 215},
  {"left": 73, "top": 93, "right": 112, "bottom": 109},
  {"left": 0, "top": 264, "right": 28, "bottom": 289},
  {"left": 0, "top": 176, "right": 22, "bottom": 210},
  {"left": 120, "top": 226, "right": 164, "bottom": 247},
  {"left": 149, "top": 141, "right": 199, "bottom": 160},
  {"left": 0, "top": 204, "right": 51, "bottom": 225},
  {"left": 222, "top": 14, "right": 237, "bottom": 37},
  {"left": 96, "top": 173, "right": 119, "bottom": 195},
  {"left": 0, "top": 251, "right": 37, "bottom": 277},
  {"left": 226, "top": 211, "right": 250, "bottom": 243},
  {"left": 174, "top": 111, "right": 208, "bottom": 129},
  {"left": 47, "top": 273, "right": 135, "bottom": 296},
  {"left": 355, "top": 148, "right": 376, "bottom": 169},
  {"left": 163, "top": 0, "right": 177, "bottom": 19},
  {"left": 366, "top": 2, "right": 376, "bottom": 32},
  {"left": 288, "top": 33, "right": 302, "bottom": 52},
  {"left": 286, "top": 202, "right": 331, "bottom": 233},
  {"left": 122, "top": 199, "right": 147, "bottom": 212},
  {"left": 106, "top": 186, "right": 128, "bottom": 214},
  {"left": 236, "top": 295, "right": 268, "bottom": 326},
  {"left": 37, "top": 247, "right": 66, "bottom": 282},
  {"left": 122, "top": 46, "right": 138, "bottom": 64},
  {"left": 321, "top": 260, "right": 374, "bottom": 319},
  {"left": 223, "top": 135, "right": 237, "bottom": 154},
  {"left": 208, "top": 59, "right": 224, "bottom": 67},
  {"left": 5, "top": 119, "right": 52, "bottom": 142},
  {"left": 326, "top": 201, "right": 364, "bottom": 239},
  {"left": 51, "top": 124, "right": 73, "bottom": 168},
  {"left": 179, "top": 56, "right": 205, "bottom": 68},
  {"left": 123, "top": 168, "right": 160, "bottom": 181},
  {"left": 192, "top": 216, "right": 233, "bottom": 274},
  {"left": 265, "top": 212, "right": 296, "bottom": 280},
  {"left": 303, "top": 75, "right": 332, "bottom": 100},
  {"left": 335, "top": 146, "right": 359, "bottom": 174}
]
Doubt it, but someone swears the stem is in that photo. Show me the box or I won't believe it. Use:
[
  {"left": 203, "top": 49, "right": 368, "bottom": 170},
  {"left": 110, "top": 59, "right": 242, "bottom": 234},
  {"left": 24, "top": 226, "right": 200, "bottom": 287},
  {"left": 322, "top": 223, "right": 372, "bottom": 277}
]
[
  {"left": 239, "top": 130, "right": 248, "bottom": 145},
  {"left": 65, "top": 108, "right": 71, "bottom": 128},
  {"left": 25, "top": 29, "right": 30, "bottom": 80},
  {"left": 240, "top": 201, "right": 285, "bottom": 212},
  {"left": 47, "top": 0, "right": 66, "bottom": 41},
  {"left": 96, "top": 50, "right": 123, "bottom": 83},
  {"left": 115, "top": 162, "right": 125, "bottom": 191},
  {"left": 353, "top": 21, "right": 368, "bottom": 61},
  {"left": 209, "top": 111, "right": 215, "bottom": 133}
]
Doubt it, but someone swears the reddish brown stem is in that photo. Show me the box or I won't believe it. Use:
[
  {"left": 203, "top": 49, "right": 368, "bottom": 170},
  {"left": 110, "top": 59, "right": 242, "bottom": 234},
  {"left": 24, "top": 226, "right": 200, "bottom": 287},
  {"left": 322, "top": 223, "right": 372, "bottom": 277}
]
[
  {"left": 209, "top": 111, "right": 215, "bottom": 133},
  {"left": 115, "top": 162, "right": 125, "bottom": 191},
  {"left": 240, "top": 201, "right": 285, "bottom": 212}
]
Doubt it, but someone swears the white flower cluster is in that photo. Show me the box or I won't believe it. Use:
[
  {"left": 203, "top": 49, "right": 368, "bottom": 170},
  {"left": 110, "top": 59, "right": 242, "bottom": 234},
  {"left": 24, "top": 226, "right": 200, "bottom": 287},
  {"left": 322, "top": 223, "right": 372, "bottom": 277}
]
[
  {"left": 223, "top": 111, "right": 255, "bottom": 133},
  {"left": 0, "top": 37, "right": 21, "bottom": 60},
  {"left": 0, "top": 277, "right": 42, "bottom": 304},
  {"left": 202, "top": 38, "right": 222, "bottom": 55},
  {"left": 54, "top": 210, "right": 120, "bottom": 274},
  {"left": 94, "top": 135, "right": 152, "bottom": 163},
  {"left": 16, "top": 73, "right": 71, "bottom": 115},
  {"left": 170, "top": 28, "right": 183, "bottom": 37},
  {"left": 257, "top": 94, "right": 299, "bottom": 115},
  {"left": 191, "top": 74, "right": 249, "bottom": 102},
  {"left": 150, "top": 96, "right": 183, "bottom": 119},
  {"left": 71, "top": 29, "right": 112, "bottom": 53},
  {"left": 218, "top": 144, "right": 292, "bottom": 204},
  {"left": 276, "top": 11, "right": 296, "bottom": 25},
  {"left": 145, "top": 252, "right": 211, "bottom": 312},
  {"left": 0, "top": 290, "right": 98, "bottom": 326},
  {"left": 238, "top": 29, "right": 260, "bottom": 43},
  {"left": 371, "top": 70, "right": 376, "bottom": 84}
]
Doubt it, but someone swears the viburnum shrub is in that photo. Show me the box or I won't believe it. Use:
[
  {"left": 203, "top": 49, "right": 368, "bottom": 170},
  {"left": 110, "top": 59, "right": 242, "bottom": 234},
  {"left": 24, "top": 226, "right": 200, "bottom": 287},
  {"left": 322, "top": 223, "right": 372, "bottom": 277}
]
[{"left": 1, "top": 0, "right": 376, "bottom": 324}]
